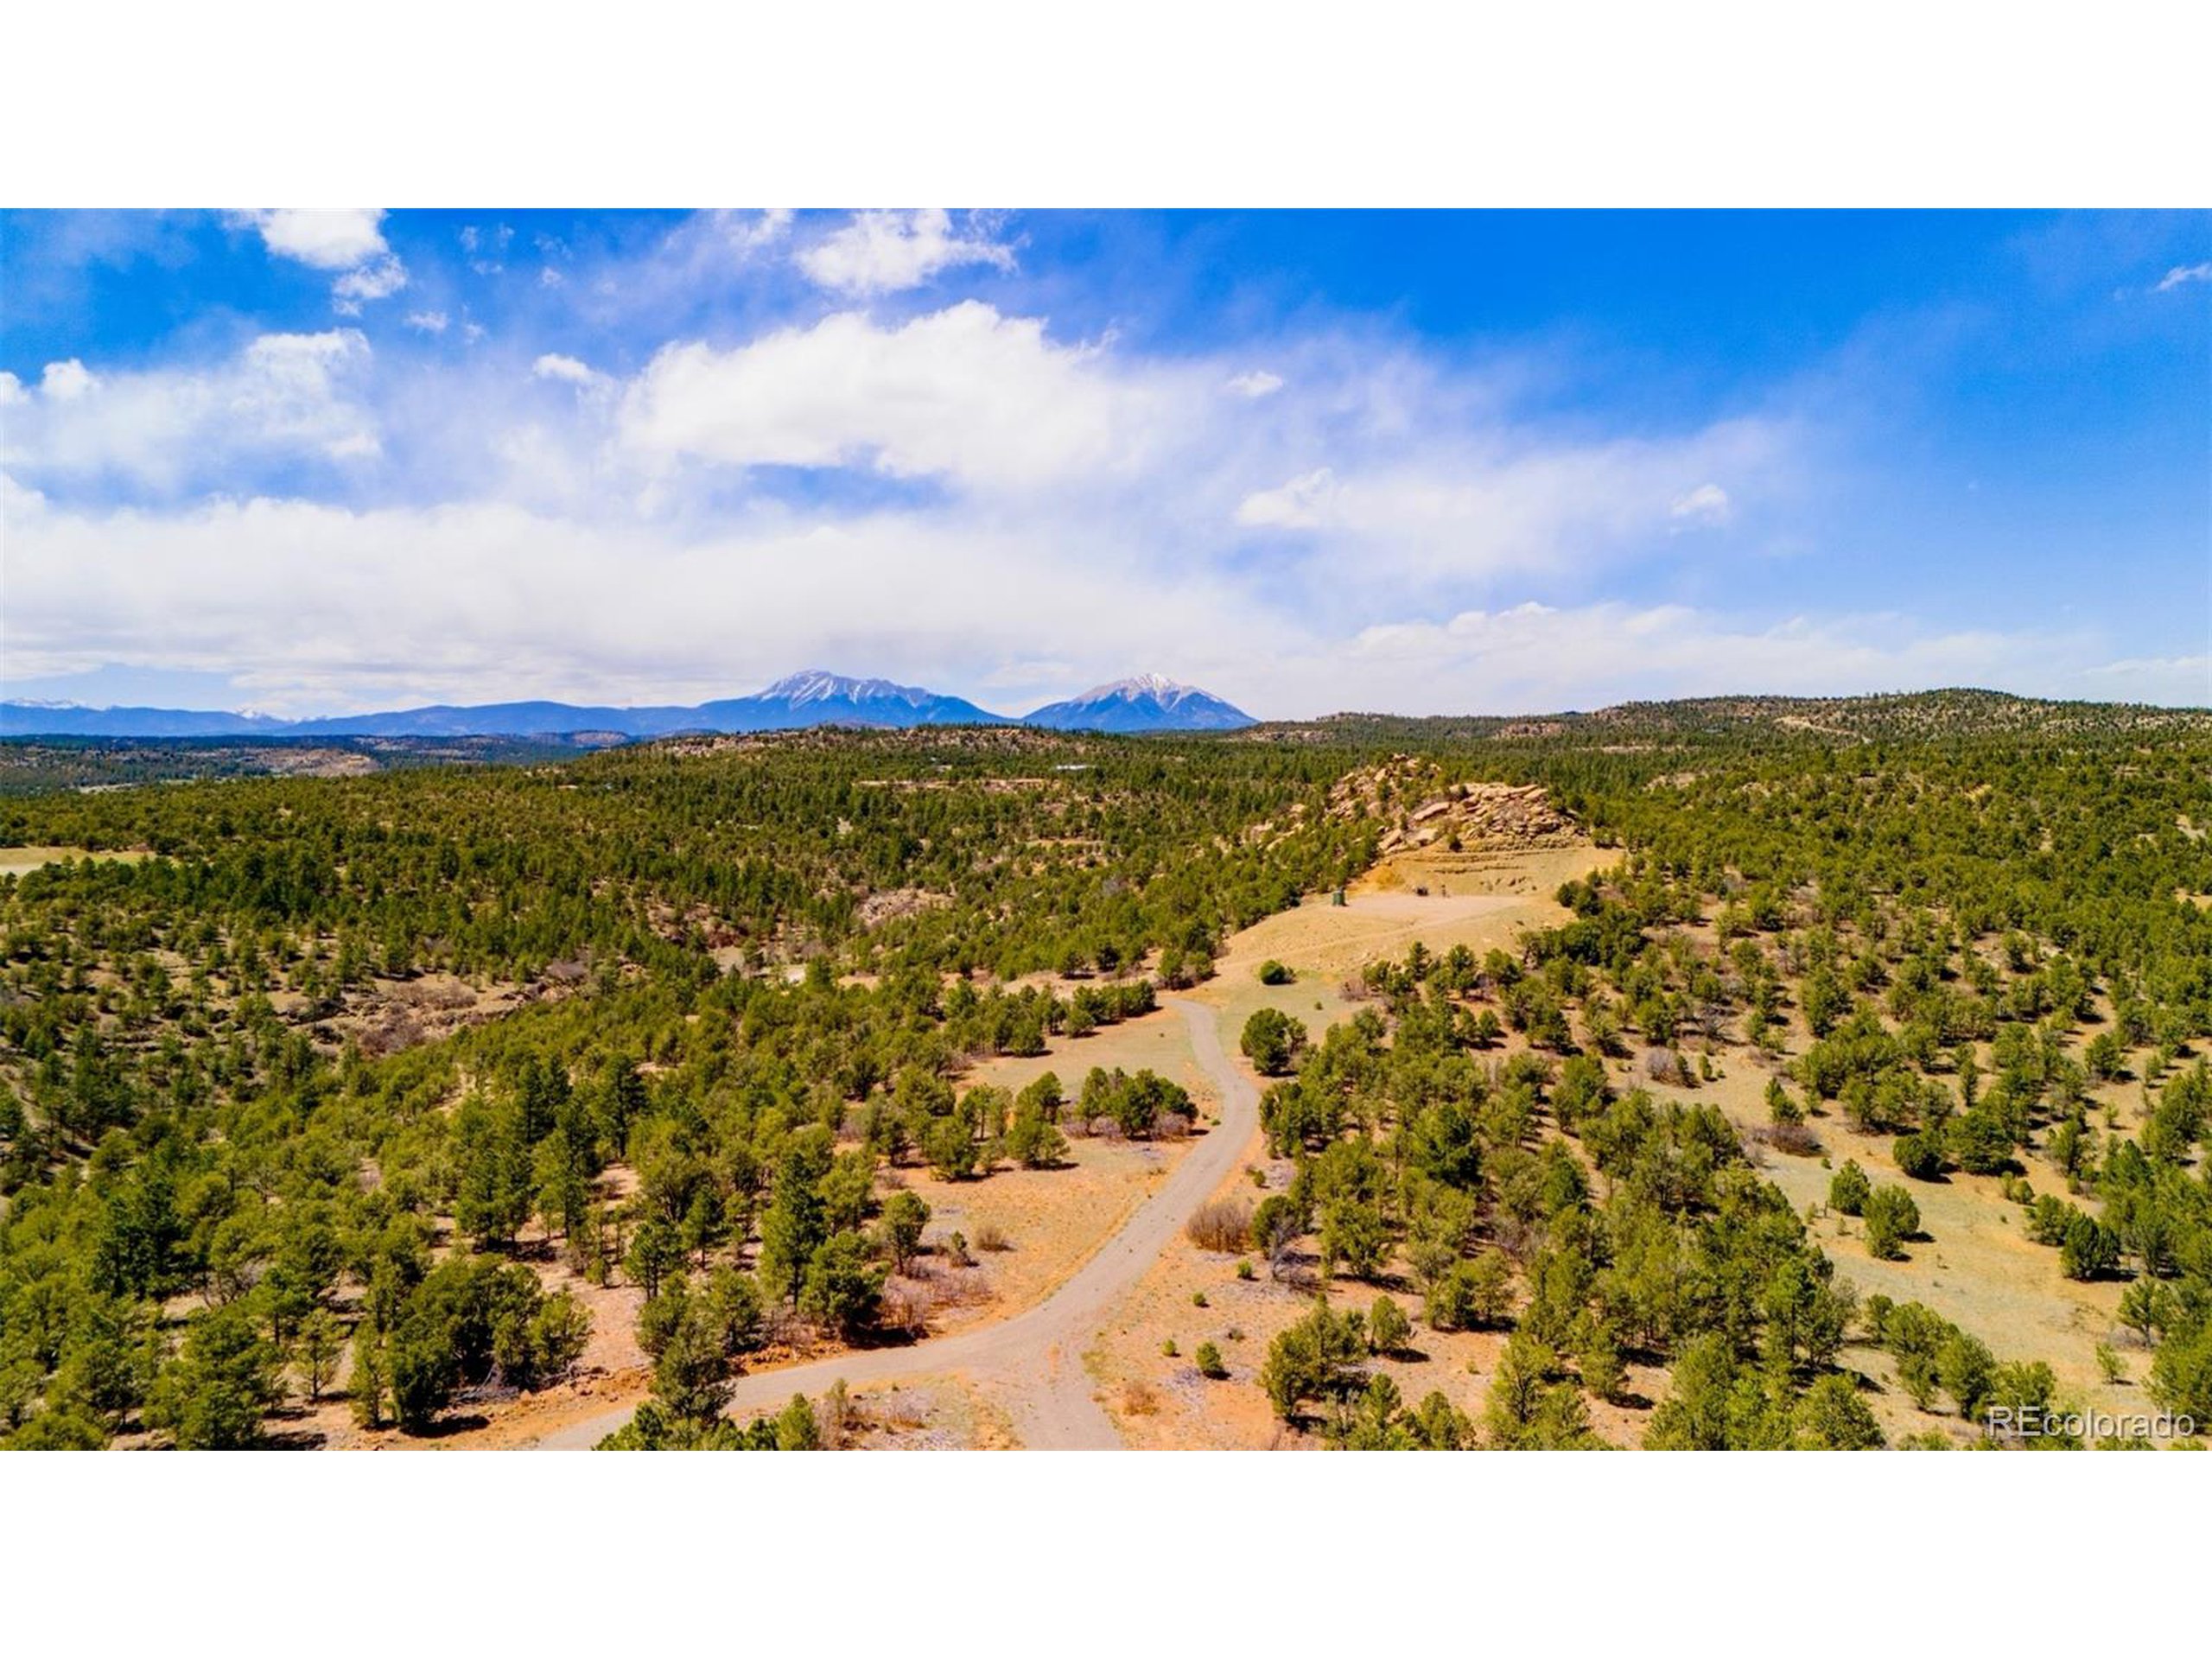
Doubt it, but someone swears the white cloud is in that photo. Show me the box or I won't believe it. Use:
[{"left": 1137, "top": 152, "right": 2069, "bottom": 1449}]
[
  {"left": 41, "top": 360, "right": 99, "bottom": 401},
  {"left": 461, "top": 223, "right": 513, "bottom": 275},
  {"left": 532, "top": 353, "right": 605, "bottom": 387},
  {"left": 1235, "top": 467, "right": 1338, "bottom": 529},
  {"left": 1334, "top": 601, "right": 2093, "bottom": 715},
  {"left": 620, "top": 302, "right": 1160, "bottom": 491},
  {"left": 2076, "top": 653, "right": 2211, "bottom": 704},
  {"left": 404, "top": 310, "right": 450, "bottom": 334},
  {"left": 6, "top": 484, "right": 2165, "bottom": 719},
  {"left": 2154, "top": 262, "right": 2210, "bottom": 292},
  {"left": 232, "top": 211, "right": 409, "bottom": 315},
  {"left": 1226, "top": 370, "right": 1285, "bottom": 397},
  {"left": 0, "top": 372, "right": 23, "bottom": 406},
  {"left": 0, "top": 493, "right": 1271, "bottom": 715},
  {"left": 1669, "top": 481, "right": 1732, "bottom": 526},
  {"left": 3, "top": 332, "right": 378, "bottom": 491},
  {"left": 238, "top": 209, "right": 390, "bottom": 270},
  {"left": 726, "top": 207, "right": 793, "bottom": 256},
  {"left": 797, "top": 209, "right": 1016, "bottom": 296},
  {"left": 332, "top": 256, "right": 409, "bottom": 314},
  {"left": 1230, "top": 422, "right": 1779, "bottom": 584}
]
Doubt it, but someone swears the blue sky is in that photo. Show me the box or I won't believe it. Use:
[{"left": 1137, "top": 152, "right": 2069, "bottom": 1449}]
[{"left": 3, "top": 207, "right": 2206, "bottom": 717}]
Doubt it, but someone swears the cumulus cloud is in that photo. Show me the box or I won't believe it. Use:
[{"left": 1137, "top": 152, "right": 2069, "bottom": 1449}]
[
  {"left": 2154, "top": 261, "right": 2210, "bottom": 291},
  {"left": 238, "top": 209, "right": 391, "bottom": 270},
  {"left": 41, "top": 359, "right": 99, "bottom": 401},
  {"left": 2, "top": 331, "right": 378, "bottom": 491},
  {"left": 20, "top": 214, "right": 2190, "bottom": 719},
  {"left": 332, "top": 256, "right": 409, "bottom": 314},
  {"left": 7, "top": 482, "right": 2158, "bottom": 719},
  {"left": 532, "top": 353, "right": 607, "bottom": 388},
  {"left": 0, "top": 492, "right": 1274, "bottom": 715},
  {"left": 798, "top": 209, "right": 1016, "bottom": 296},
  {"left": 232, "top": 210, "right": 409, "bottom": 314},
  {"left": 620, "top": 302, "right": 1162, "bottom": 491}
]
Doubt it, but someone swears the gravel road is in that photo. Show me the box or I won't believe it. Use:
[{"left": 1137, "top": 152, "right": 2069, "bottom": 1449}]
[{"left": 531, "top": 996, "right": 1257, "bottom": 1450}]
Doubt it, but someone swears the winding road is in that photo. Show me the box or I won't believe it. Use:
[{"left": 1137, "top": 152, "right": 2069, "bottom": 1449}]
[{"left": 531, "top": 997, "right": 1260, "bottom": 1449}]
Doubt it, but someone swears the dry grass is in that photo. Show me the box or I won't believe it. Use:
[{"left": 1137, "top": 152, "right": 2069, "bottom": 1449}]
[
  {"left": 1121, "top": 1379, "right": 1161, "bottom": 1416},
  {"left": 1185, "top": 1198, "right": 1254, "bottom": 1253}
]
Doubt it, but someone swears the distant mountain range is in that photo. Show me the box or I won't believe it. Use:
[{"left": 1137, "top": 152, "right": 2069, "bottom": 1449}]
[
  {"left": 1024, "top": 672, "right": 1255, "bottom": 733},
  {"left": 0, "top": 671, "right": 1256, "bottom": 740}
]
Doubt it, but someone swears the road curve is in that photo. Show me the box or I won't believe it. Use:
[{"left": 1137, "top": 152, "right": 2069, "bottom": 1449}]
[{"left": 531, "top": 996, "right": 1260, "bottom": 1450}]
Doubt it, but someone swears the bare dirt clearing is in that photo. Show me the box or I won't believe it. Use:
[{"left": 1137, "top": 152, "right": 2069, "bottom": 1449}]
[{"left": 0, "top": 845, "right": 151, "bottom": 876}]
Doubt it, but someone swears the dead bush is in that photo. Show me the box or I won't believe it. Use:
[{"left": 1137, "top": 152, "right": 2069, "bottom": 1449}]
[
  {"left": 881, "top": 1280, "right": 937, "bottom": 1334},
  {"left": 1122, "top": 1380, "right": 1161, "bottom": 1416},
  {"left": 974, "top": 1221, "right": 1012, "bottom": 1253},
  {"left": 1753, "top": 1122, "right": 1823, "bottom": 1158},
  {"left": 1185, "top": 1198, "right": 1254, "bottom": 1254}
]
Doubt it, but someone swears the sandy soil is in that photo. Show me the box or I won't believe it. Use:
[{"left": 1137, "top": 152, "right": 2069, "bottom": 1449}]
[
  {"left": 0, "top": 846, "right": 151, "bottom": 876},
  {"left": 530, "top": 998, "right": 1257, "bottom": 1449},
  {"left": 1211, "top": 842, "right": 1610, "bottom": 991},
  {"left": 1662, "top": 1048, "right": 2151, "bottom": 1434}
]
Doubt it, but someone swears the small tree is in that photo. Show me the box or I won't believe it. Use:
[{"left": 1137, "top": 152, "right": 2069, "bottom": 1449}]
[
  {"left": 877, "top": 1191, "right": 930, "bottom": 1273},
  {"left": 773, "top": 1393, "right": 822, "bottom": 1451},
  {"left": 1862, "top": 1185, "right": 1921, "bottom": 1260},
  {"left": 1259, "top": 1300, "right": 1366, "bottom": 1422},
  {"left": 921, "top": 1116, "right": 979, "bottom": 1181},
  {"left": 1794, "top": 1374, "right": 1885, "bottom": 1448},
  {"left": 1240, "top": 1008, "right": 1309, "bottom": 1077},
  {"left": 1368, "top": 1295, "right": 1413, "bottom": 1357},
  {"left": 296, "top": 1308, "right": 345, "bottom": 1402},
  {"left": 1892, "top": 1132, "right": 1944, "bottom": 1181},
  {"left": 799, "top": 1231, "right": 886, "bottom": 1339},
  {"left": 2059, "top": 1213, "right": 2120, "bottom": 1281},
  {"left": 651, "top": 1303, "right": 732, "bottom": 1427},
  {"left": 1829, "top": 1160, "right": 1872, "bottom": 1217}
]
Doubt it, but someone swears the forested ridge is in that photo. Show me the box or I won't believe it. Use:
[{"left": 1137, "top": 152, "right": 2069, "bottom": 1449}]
[{"left": 2, "top": 694, "right": 2208, "bottom": 1448}]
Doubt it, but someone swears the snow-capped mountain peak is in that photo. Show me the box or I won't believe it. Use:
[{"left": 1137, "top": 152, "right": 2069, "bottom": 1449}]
[
  {"left": 1023, "top": 673, "right": 1254, "bottom": 733},
  {"left": 760, "top": 670, "right": 922, "bottom": 707},
  {"left": 1080, "top": 672, "right": 1193, "bottom": 703}
]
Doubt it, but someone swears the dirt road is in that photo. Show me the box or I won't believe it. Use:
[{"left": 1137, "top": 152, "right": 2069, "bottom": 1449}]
[{"left": 531, "top": 997, "right": 1260, "bottom": 1450}]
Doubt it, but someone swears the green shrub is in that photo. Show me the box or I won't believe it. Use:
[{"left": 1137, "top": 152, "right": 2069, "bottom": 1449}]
[
  {"left": 1829, "top": 1160, "right": 1872, "bottom": 1217},
  {"left": 1862, "top": 1185, "right": 1922, "bottom": 1260},
  {"left": 1893, "top": 1132, "right": 1944, "bottom": 1181}
]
